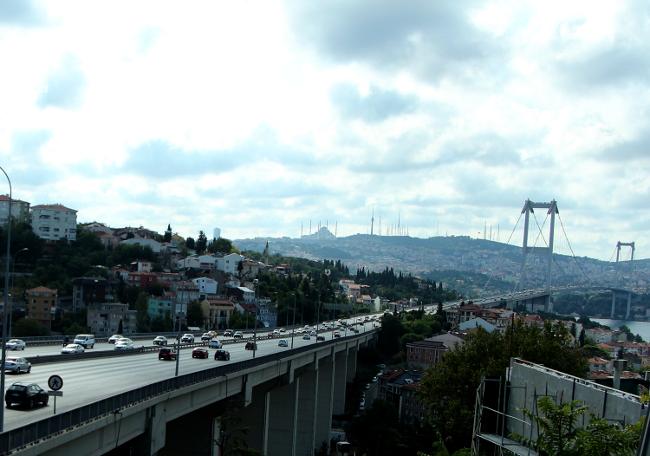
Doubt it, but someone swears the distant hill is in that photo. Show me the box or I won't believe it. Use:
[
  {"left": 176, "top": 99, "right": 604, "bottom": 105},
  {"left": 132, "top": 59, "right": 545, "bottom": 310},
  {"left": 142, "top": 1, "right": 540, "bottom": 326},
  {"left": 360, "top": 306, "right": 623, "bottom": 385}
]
[{"left": 234, "top": 234, "right": 650, "bottom": 298}]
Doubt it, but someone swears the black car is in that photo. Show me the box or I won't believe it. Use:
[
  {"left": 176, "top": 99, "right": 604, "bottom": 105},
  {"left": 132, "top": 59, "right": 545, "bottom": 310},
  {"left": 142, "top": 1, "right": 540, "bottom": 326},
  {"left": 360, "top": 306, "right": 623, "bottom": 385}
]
[
  {"left": 244, "top": 341, "right": 257, "bottom": 350},
  {"left": 5, "top": 382, "right": 48, "bottom": 409},
  {"left": 316, "top": 335, "right": 325, "bottom": 341},
  {"left": 214, "top": 349, "right": 230, "bottom": 361}
]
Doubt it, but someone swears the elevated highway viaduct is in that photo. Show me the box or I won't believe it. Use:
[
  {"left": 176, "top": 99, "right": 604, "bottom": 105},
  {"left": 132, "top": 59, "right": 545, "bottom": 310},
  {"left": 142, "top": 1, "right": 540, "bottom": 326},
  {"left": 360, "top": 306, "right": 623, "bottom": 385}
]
[{"left": 1, "top": 328, "right": 377, "bottom": 456}]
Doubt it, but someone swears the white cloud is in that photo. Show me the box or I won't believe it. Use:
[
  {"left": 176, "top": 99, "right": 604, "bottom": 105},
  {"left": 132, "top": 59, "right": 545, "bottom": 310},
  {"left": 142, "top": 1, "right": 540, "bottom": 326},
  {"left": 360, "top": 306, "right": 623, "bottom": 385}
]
[{"left": 0, "top": 0, "right": 648, "bottom": 260}]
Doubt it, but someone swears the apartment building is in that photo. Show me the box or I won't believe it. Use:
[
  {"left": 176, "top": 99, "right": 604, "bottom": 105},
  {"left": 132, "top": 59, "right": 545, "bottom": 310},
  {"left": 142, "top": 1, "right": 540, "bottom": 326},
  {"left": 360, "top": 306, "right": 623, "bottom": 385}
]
[
  {"left": 25, "top": 286, "right": 57, "bottom": 329},
  {"left": 30, "top": 203, "right": 77, "bottom": 241},
  {"left": 0, "top": 195, "right": 30, "bottom": 225}
]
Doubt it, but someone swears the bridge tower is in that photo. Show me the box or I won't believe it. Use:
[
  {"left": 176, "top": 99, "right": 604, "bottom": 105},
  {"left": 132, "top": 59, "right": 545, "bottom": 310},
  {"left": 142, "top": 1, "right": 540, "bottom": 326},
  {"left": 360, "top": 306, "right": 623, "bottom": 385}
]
[
  {"left": 520, "top": 199, "right": 558, "bottom": 311},
  {"left": 616, "top": 241, "right": 635, "bottom": 263},
  {"left": 610, "top": 241, "right": 635, "bottom": 319}
]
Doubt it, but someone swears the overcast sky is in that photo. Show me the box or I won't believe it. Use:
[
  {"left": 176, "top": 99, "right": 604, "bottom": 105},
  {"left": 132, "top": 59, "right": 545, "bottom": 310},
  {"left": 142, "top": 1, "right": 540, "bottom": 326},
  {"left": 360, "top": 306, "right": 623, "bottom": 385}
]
[{"left": 0, "top": 1, "right": 648, "bottom": 261}]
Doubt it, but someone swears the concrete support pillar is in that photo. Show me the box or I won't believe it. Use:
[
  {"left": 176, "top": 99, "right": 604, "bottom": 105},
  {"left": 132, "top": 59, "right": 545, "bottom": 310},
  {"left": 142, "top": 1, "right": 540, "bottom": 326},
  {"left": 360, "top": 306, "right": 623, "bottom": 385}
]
[
  {"left": 626, "top": 293, "right": 632, "bottom": 319},
  {"left": 315, "top": 357, "right": 335, "bottom": 452},
  {"left": 230, "top": 388, "right": 266, "bottom": 454},
  {"left": 332, "top": 350, "right": 348, "bottom": 415},
  {"left": 264, "top": 379, "right": 299, "bottom": 456},
  {"left": 295, "top": 370, "right": 318, "bottom": 456},
  {"left": 346, "top": 347, "right": 357, "bottom": 382},
  {"left": 611, "top": 292, "right": 616, "bottom": 318}
]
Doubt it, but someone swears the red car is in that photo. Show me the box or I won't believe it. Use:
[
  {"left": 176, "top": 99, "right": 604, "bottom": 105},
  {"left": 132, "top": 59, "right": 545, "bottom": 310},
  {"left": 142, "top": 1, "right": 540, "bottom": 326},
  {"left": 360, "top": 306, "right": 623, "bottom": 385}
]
[
  {"left": 158, "top": 347, "right": 177, "bottom": 360},
  {"left": 192, "top": 347, "right": 209, "bottom": 359}
]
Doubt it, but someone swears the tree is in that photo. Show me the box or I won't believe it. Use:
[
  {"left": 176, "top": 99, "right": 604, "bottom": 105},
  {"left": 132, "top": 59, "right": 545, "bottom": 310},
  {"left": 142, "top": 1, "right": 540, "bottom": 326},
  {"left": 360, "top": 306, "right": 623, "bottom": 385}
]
[
  {"left": 578, "top": 328, "right": 586, "bottom": 347},
  {"left": 521, "top": 396, "right": 642, "bottom": 456},
  {"left": 185, "top": 237, "right": 195, "bottom": 249},
  {"left": 163, "top": 224, "right": 172, "bottom": 243},
  {"left": 135, "top": 292, "right": 150, "bottom": 332},
  {"left": 196, "top": 231, "right": 208, "bottom": 253},
  {"left": 348, "top": 400, "right": 403, "bottom": 456},
  {"left": 117, "top": 319, "right": 123, "bottom": 334},
  {"left": 12, "top": 318, "right": 51, "bottom": 336},
  {"left": 208, "top": 237, "right": 236, "bottom": 254},
  {"left": 419, "top": 321, "right": 587, "bottom": 451},
  {"left": 187, "top": 301, "right": 204, "bottom": 328}
]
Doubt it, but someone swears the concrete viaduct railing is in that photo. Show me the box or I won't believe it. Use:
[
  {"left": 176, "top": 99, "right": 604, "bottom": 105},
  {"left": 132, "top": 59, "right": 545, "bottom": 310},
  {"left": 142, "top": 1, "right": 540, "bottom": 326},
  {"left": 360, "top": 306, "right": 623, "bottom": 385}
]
[{"left": 4, "top": 330, "right": 377, "bottom": 456}]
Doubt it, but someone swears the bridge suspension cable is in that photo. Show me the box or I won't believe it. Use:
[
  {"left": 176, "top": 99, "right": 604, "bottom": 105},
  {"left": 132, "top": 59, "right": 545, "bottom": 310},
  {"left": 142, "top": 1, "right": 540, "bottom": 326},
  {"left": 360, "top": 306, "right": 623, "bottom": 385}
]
[
  {"left": 515, "top": 211, "right": 550, "bottom": 292},
  {"left": 557, "top": 212, "right": 593, "bottom": 286},
  {"left": 483, "top": 212, "right": 523, "bottom": 291}
]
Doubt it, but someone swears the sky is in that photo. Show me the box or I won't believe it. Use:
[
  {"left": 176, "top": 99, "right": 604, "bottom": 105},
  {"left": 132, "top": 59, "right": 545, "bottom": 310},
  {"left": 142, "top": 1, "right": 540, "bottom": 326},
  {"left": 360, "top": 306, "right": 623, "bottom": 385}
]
[{"left": 0, "top": 0, "right": 648, "bottom": 261}]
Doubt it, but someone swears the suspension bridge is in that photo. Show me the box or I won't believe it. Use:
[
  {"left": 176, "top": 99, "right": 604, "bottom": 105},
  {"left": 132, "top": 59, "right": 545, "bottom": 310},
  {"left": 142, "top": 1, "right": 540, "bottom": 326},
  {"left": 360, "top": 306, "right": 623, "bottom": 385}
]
[{"left": 479, "top": 199, "right": 643, "bottom": 317}]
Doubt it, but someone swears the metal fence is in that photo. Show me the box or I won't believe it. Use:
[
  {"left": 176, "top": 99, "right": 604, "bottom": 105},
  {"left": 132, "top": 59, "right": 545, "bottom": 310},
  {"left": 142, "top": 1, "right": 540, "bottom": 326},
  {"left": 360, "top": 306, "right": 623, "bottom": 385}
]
[{"left": 0, "top": 330, "right": 377, "bottom": 455}]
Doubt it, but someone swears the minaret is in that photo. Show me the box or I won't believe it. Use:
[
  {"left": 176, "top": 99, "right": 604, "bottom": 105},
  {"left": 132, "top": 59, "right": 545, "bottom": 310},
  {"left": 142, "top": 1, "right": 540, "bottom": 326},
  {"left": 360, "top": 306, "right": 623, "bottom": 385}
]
[{"left": 371, "top": 209, "right": 375, "bottom": 235}]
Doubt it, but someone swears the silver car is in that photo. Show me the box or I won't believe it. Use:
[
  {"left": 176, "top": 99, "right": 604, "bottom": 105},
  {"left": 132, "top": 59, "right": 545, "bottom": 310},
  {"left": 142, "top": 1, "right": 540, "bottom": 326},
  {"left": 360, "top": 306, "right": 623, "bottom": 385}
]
[
  {"left": 6, "top": 339, "right": 26, "bottom": 350},
  {"left": 4, "top": 357, "right": 31, "bottom": 374}
]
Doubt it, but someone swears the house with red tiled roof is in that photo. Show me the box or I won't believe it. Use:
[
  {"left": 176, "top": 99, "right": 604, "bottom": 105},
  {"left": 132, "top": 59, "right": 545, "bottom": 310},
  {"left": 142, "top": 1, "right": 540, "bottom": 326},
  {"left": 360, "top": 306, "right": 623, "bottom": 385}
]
[
  {"left": 30, "top": 203, "right": 77, "bottom": 241},
  {"left": 588, "top": 356, "right": 611, "bottom": 373}
]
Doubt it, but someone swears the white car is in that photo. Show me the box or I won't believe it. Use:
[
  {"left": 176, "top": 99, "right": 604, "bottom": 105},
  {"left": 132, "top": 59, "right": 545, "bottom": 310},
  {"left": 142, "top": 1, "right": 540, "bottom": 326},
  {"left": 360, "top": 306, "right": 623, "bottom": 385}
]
[
  {"left": 61, "top": 344, "right": 85, "bottom": 354},
  {"left": 181, "top": 334, "right": 195, "bottom": 343},
  {"left": 115, "top": 339, "right": 144, "bottom": 350},
  {"left": 108, "top": 334, "right": 123, "bottom": 344},
  {"left": 6, "top": 339, "right": 26, "bottom": 350}
]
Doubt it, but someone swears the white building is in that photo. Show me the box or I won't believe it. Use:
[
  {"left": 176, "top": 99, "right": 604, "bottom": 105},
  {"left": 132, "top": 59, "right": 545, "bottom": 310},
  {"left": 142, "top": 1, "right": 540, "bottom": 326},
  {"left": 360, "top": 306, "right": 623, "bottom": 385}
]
[
  {"left": 30, "top": 204, "right": 77, "bottom": 241},
  {"left": 192, "top": 277, "right": 218, "bottom": 295},
  {"left": 0, "top": 195, "right": 30, "bottom": 225},
  {"left": 120, "top": 237, "right": 162, "bottom": 253},
  {"left": 175, "top": 255, "right": 217, "bottom": 271},
  {"left": 216, "top": 253, "right": 244, "bottom": 276}
]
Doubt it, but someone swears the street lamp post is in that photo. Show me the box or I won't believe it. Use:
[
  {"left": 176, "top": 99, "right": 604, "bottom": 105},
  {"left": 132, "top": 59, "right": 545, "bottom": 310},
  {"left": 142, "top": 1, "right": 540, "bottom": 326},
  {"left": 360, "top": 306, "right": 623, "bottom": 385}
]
[
  {"left": 291, "top": 293, "right": 296, "bottom": 349},
  {"left": 315, "top": 292, "right": 320, "bottom": 343},
  {"left": 8, "top": 247, "right": 28, "bottom": 337},
  {"left": 0, "top": 166, "right": 13, "bottom": 433},
  {"left": 252, "top": 279, "right": 258, "bottom": 358}
]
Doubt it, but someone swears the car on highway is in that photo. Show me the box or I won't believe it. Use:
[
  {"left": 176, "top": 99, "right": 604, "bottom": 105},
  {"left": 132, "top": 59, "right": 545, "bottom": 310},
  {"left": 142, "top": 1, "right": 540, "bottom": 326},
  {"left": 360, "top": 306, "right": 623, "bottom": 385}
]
[
  {"left": 302, "top": 334, "right": 310, "bottom": 340},
  {"left": 6, "top": 339, "right": 26, "bottom": 350},
  {"left": 181, "top": 334, "right": 195, "bottom": 343},
  {"left": 4, "top": 357, "right": 31, "bottom": 374},
  {"left": 279, "top": 328, "right": 286, "bottom": 333},
  {"left": 158, "top": 347, "right": 177, "bottom": 360},
  {"left": 153, "top": 336, "right": 168, "bottom": 346},
  {"left": 333, "top": 331, "right": 341, "bottom": 338},
  {"left": 73, "top": 334, "right": 95, "bottom": 349},
  {"left": 278, "top": 339, "right": 288, "bottom": 347},
  {"left": 208, "top": 338, "right": 223, "bottom": 349},
  {"left": 5, "top": 382, "right": 48, "bottom": 409},
  {"left": 61, "top": 343, "right": 84, "bottom": 354},
  {"left": 201, "top": 331, "right": 217, "bottom": 341},
  {"left": 244, "top": 341, "right": 257, "bottom": 350},
  {"left": 114, "top": 338, "right": 143, "bottom": 351},
  {"left": 233, "top": 331, "right": 243, "bottom": 339},
  {"left": 192, "top": 347, "right": 209, "bottom": 359},
  {"left": 214, "top": 349, "right": 230, "bottom": 361},
  {"left": 223, "top": 329, "right": 234, "bottom": 337},
  {"left": 316, "top": 335, "right": 325, "bottom": 341},
  {"left": 309, "top": 330, "right": 317, "bottom": 337},
  {"left": 108, "top": 334, "right": 123, "bottom": 344}
]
